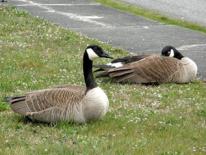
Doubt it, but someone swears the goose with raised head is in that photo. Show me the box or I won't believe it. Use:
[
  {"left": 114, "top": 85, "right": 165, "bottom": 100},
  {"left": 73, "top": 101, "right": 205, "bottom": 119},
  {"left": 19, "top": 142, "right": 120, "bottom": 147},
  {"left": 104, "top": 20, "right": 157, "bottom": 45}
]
[
  {"left": 5, "top": 45, "right": 113, "bottom": 123},
  {"left": 95, "top": 46, "right": 197, "bottom": 84}
]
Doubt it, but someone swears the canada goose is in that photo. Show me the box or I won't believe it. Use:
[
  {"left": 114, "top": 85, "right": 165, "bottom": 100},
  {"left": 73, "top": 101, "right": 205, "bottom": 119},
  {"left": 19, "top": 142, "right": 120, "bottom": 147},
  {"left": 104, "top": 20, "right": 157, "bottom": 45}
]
[
  {"left": 95, "top": 46, "right": 197, "bottom": 84},
  {"left": 5, "top": 45, "right": 113, "bottom": 123}
]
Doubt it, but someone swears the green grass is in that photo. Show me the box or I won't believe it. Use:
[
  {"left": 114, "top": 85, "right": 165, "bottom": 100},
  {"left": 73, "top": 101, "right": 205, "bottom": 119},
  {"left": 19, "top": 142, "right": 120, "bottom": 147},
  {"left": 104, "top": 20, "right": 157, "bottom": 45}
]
[
  {"left": 0, "top": 6, "right": 206, "bottom": 155},
  {"left": 95, "top": 0, "right": 206, "bottom": 34}
]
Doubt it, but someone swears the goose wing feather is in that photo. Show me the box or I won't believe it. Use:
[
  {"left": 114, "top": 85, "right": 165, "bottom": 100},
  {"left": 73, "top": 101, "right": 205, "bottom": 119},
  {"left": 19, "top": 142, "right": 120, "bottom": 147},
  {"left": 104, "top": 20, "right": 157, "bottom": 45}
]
[
  {"left": 95, "top": 55, "right": 151, "bottom": 77},
  {"left": 111, "top": 54, "right": 150, "bottom": 64},
  {"left": 10, "top": 87, "right": 85, "bottom": 118},
  {"left": 107, "top": 55, "right": 183, "bottom": 83}
]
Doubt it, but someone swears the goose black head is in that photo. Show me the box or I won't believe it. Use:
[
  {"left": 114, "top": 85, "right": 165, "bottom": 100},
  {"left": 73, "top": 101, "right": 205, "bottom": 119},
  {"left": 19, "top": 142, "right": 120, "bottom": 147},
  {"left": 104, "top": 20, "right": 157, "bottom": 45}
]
[
  {"left": 161, "top": 45, "right": 184, "bottom": 60},
  {"left": 86, "top": 45, "right": 113, "bottom": 60}
]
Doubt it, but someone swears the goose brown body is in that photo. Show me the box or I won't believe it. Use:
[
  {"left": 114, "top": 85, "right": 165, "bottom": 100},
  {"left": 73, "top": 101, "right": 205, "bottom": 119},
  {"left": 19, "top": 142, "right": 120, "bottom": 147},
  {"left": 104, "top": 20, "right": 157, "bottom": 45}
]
[
  {"left": 96, "top": 54, "right": 197, "bottom": 84},
  {"left": 9, "top": 86, "right": 85, "bottom": 123}
]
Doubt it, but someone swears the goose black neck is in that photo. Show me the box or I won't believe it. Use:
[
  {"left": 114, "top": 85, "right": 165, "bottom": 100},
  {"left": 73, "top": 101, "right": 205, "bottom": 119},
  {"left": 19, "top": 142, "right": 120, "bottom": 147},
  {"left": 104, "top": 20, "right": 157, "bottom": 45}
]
[
  {"left": 175, "top": 52, "right": 184, "bottom": 60},
  {"left": 83, "top": 51, "right": 97, "bottom": 90},
  {"left": 174, "top": 49, "right": 184, "bottom": 60}
]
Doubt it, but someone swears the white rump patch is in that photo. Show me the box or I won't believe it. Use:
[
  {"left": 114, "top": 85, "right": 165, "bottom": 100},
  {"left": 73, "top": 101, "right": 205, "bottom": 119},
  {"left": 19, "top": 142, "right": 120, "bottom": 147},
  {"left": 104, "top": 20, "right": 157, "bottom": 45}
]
[
  {"left": 86, "top": 48, "right": 98, "bottom": 60},
  {"left": 169, "top": 49, "right": 175, "bottom": 57},
  {"left": 107, "top": 62, "right": 123, "bottom": 68}
]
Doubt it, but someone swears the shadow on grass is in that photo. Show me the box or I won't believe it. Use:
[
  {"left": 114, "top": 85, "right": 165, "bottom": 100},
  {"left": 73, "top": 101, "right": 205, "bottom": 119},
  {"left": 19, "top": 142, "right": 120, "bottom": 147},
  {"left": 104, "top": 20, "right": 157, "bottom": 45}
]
[
  {"left": 97, "top": 78, "right": 161, "bottom": 87},
  {"left": 16, "top": 114, "right": 99, "bottom": 128}
]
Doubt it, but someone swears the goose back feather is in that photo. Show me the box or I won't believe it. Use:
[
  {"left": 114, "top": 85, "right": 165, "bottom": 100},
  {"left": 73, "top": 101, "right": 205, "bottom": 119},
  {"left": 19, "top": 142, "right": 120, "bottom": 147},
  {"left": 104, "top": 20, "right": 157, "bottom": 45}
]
[{"left": 96, "top": 54, "right": 196, "bottom": 84}]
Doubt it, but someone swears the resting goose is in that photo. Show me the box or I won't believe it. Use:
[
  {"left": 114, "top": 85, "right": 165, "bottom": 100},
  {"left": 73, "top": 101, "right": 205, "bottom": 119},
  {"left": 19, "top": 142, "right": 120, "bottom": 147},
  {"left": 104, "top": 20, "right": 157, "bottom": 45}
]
[
  {"left": 5, "top": 45, "right": 113, "bottom": 123},
  {"left": 95, "top": 46, "right": 197, "bottom": 84}
]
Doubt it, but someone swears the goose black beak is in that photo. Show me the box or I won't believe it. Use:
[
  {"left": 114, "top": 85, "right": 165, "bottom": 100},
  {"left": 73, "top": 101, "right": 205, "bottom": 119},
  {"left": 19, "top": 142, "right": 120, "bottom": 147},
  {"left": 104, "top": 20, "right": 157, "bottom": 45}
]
[{"left": 102, "top": 52, "right": 113, "bottom": 59}]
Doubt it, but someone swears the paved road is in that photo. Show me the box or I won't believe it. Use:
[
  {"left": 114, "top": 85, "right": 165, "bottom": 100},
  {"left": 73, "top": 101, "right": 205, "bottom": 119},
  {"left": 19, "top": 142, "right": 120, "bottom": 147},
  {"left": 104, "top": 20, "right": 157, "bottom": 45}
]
[
  {"left": 3, "top": 0, "right": 206, "bottom": 79},
  {"left": 122, "top": 0, "right": 206, "bottom": 27}
]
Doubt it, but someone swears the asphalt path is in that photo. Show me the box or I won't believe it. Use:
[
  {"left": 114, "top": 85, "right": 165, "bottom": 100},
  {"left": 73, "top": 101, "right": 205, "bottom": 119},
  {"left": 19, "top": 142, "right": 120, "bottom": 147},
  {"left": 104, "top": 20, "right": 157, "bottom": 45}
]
[
  {"left": 3, "top": 0, "right": 206, "bottom": 79},
  {"left": 122, "top": 0, "right": 206, "bottom": 27}
]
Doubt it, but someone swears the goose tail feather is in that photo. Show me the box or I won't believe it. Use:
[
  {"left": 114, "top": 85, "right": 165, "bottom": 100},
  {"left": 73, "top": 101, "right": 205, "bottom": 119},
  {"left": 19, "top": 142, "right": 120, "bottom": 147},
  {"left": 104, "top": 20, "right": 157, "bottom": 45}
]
[
  {"left": 95, "top": 71, "right": 110, "bottom": 78},
  {"left": 94, "top": 64, "right": 115, "bottom": 78},
  {"left": 5, "top": 95, "right": 30, "bottom": 115},
  {"left": 4, "top": 96, "right": 26, "bottom": 104},
  {"left": 93, "top": 64, "right": 115, "bottom": 71}
]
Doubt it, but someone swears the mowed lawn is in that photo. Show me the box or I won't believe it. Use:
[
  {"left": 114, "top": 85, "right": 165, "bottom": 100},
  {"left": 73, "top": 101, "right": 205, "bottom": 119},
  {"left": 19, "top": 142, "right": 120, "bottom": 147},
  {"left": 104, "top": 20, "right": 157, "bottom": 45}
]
[{"left": 0, "top": 6, "right": 206, "bottom": 155}]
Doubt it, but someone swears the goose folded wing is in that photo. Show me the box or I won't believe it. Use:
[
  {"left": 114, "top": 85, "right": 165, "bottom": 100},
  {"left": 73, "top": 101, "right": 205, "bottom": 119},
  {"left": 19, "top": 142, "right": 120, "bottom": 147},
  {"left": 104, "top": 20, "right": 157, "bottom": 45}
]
[
  {"left": 107, "top": 55, "right": 182, "bottom": 83},
  {"left": 95, "top": 55, "right": 153, "bottom": 78},
  {"left": 10, "top": 87, "right": 85, "bottom": 116}
]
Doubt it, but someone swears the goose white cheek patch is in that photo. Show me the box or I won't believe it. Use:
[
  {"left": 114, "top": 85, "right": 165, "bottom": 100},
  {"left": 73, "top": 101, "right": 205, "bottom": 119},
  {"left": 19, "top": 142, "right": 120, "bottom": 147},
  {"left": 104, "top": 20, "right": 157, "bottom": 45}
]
[
  {"left": 86, "top": 48, "right": 98, "bottom": 60},
  {"left": 169, "top": 49, "right": 175, "bottom": 57}
]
